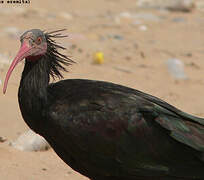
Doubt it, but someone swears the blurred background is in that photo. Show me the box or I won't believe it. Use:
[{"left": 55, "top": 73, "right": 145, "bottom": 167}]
[{"left": 0, "top": 0, "right": 204, "bottom": 179}]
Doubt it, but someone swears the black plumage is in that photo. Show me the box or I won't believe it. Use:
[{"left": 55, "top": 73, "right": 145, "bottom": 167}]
[{"left": 3, "top": 29, "right": 204, "bottom": 180}]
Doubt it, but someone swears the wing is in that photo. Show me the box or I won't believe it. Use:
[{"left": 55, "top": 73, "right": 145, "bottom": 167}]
[{"left": 46, "top": 79, "right": 204, "bottom": 178}]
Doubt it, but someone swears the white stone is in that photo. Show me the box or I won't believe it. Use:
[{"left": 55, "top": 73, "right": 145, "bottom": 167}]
[
  {"left": 10, "top": 130, "right": 50, "bottom": 152},
  {"left": 139, "top": 25, "right": 148, "bottom": 31},
  {"left": 166, "top": 58, "right": 188, "bottom": 80}
]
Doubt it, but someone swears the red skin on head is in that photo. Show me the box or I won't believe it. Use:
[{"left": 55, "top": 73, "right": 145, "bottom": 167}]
[{"left": 3, "top": 38, "right": 47, "bottom": 94}]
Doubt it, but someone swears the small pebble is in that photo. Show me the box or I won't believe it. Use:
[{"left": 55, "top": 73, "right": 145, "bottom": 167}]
[
  {"left": 140, "top": 51, "right": 146, "bottom": 58},
  {"left": 0, "top": 136, "right": 6, "bottom": 142},
  {"left": 139, "top": 25, "right": 148, "bottom": 31},
  {"left": 113, "top": 66, "right": 132, "bottom": 73},
  {"left": 113, "top": 35, "right": 124, "bottom": 40},
  {"left": 172, "top": 17, "right": 186, "bottom": 22},
  {"left": 137, "top": 0, "right": 195, "bottom": 12},
  {"left": 166, "top": 58, "right": 188, "bottom": 80},
  {"left": 10, "top": 130, "right": 50, "bottom": 152}
]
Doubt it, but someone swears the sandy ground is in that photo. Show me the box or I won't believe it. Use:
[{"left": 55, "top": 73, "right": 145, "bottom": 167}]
[{"left": 0, "top": 0, "right": 204, "bottom": 179}]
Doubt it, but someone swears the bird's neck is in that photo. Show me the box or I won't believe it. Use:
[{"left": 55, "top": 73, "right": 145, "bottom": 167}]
[
  {"left": 18, "top": 56, "right": 50, "bottom": 133},
  {"left": 19, "top": 56, "right": 50, "bottom": 100}
]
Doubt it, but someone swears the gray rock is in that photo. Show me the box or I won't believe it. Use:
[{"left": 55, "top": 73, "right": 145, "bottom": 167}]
[
  {"left": 172, "top": 17, "right": 186, "bottom": 22},
  {"left": 133, "top": 13, "right": 162, "bottom": 22},
  {"left": 166, "top": 58, "right": 188, "bottom": 80},
  {"left": 117, "top": 12, "right": 162, "bottom": 23},
  {"left": 137, "top": 0, "right": 195, "bottom": 12}
]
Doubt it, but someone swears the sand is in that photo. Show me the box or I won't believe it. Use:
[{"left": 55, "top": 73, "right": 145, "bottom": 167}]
[{"left": 0, "top": 0, "right": 204, "bottom": 179}]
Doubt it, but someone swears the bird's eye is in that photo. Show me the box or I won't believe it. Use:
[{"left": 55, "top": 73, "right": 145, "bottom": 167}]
[{"left": 36, "top": 37, "right": 42, "bottom": 45}]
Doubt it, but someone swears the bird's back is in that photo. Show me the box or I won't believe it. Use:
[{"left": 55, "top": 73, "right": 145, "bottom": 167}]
[{"left": 43, "top": 79, "right": 204, "bottom": 180}]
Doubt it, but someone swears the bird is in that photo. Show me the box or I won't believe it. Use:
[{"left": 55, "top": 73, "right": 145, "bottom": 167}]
[{"left": 3, "top": 28, "right": 204, "bottom": 180}]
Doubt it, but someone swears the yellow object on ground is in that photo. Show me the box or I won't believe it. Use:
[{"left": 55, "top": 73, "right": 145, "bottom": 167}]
[{"left": 93, "top": 52, "right": 104, "bottom": 64}]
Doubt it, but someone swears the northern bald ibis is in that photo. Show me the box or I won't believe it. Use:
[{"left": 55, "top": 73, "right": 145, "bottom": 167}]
[{"left": 3, "top": 29, "right": 204, "bottom": 180}]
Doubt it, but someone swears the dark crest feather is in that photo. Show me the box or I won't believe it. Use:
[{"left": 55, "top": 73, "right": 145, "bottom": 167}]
[{"left": 44, "top": 29, "right": 75, "bottom": 80}]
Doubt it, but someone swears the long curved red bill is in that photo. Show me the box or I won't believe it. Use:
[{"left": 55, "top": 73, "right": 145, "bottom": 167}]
[{"left": 3, "top": 42, "right": 32, "bottom": 94}]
